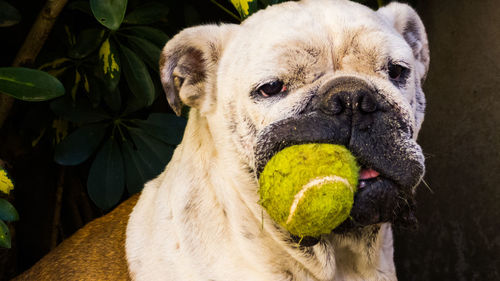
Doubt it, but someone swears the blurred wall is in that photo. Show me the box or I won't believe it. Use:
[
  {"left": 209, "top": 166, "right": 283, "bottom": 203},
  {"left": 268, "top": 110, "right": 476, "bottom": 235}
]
[{"left": 394, "top": 0, "right": 500, "bottom": 280}]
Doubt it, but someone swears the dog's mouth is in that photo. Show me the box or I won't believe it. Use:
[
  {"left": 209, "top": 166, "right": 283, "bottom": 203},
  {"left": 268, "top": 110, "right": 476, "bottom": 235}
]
[
  {"left": 358, "top": 168, "right": 380, "bottom": 188},
  {"left": 254, "top": 111, "right": 424, "bottom": 243},
  {"left": 282, "top": 159, "right": 417, "bottom": 247},
  {"left": 334, "top": 165, "right": 417, "bottom": 232},
  {"left": 287, "top": 164, "right": 417, "bottom": 246},
  {"left": 257, "top": 143, "right": 419, "bottom": 238}
]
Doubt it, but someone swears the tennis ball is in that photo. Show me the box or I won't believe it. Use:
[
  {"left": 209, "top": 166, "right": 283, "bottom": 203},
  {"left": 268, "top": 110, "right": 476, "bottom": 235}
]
[{"left": 258, "top": 143, "right": 359, "bottom": 238}]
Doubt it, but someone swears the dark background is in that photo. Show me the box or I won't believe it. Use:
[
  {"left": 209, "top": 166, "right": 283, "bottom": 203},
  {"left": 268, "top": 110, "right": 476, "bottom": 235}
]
[
  {"left": 394, "top": 0, "right": 500, "bottom": 280},
  {"left": 0, "top": 0, "right": 498, "bottom": 280}
]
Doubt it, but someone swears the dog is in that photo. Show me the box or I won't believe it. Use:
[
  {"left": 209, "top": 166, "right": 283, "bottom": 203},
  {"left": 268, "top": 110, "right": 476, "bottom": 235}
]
[{"left": 15, "top": 0, "right": 429, "bottom": 280}]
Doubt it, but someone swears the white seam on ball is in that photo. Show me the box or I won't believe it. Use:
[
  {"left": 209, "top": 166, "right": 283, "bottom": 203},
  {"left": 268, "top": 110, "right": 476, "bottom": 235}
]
[{"left": 286, "top": 176, "right": 352, "bottom": 225}]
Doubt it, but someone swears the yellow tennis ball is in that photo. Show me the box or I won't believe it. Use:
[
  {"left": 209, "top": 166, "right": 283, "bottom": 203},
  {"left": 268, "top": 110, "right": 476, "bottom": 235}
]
[{"left": 258, "top": 143, "right": 359, "bottom": 238}]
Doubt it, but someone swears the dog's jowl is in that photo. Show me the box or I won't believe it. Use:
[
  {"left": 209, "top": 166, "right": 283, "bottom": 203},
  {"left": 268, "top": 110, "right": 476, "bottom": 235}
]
[{"left": 15, "top": 0, "right": 429, "bottom": 280}]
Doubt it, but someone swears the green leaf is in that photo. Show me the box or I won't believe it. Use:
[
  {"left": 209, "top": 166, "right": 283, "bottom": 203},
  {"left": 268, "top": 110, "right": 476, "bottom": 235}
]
[
  {"left": 0, "top": 199, "right": 18, "bottom": 222},
  {"left": 90, "top": 0, "right": 128, "bottom": 30},
  {"left": 69, "top": 28, "right": 106, "bottom": 59},
  {"left": 133, "top": 113, "right": 186, "bottom": 145},
  {"left": 130, "top": 128, "right": 174, "bottom": 165},
  {"left": 0, "top": 220, "right": 11, "bottom": 248},
  {"left": 84, "top": 74, "right": 102, "bottom": 108},
  {"left": 0, "top": 168, "right": 14, "bottom": 195},
  {"left": 123, "top": 91, "right": 146, "bottom": 115},
  {"left": 54, "top": 123, "right": 108, "bottom": 166},
  {"left": 63, "top": 25, "right": 77, "bottom": 47},
  {"left": 66, "top": 1, "right": 92, "bottom": 15},
  {"left": 123, "top": 2, "right": 169, "bottom": 25},
  {"left": 103, "top": 87, "right": 122, "bottom": 112},
  {"left": 119, "top": 44, "right": 155, "bottom": 107},
  {"left": 122, "top": 135, "right": 170, "bottom": 194},
  {"left": 230, "top": 0, "right": 259, "bottom": 19},
  {"left": 0, "top": 67, "right": 65, "bottom": 101},
  {"left": 123, "top": 127, "right": 173, "bottom": 194},
  {"left": 50, "top": 96, "right": 110, "bottom": 123},
  {"left": 98, "top": 38, "right": 121, "bottom": 91},
  {"left": 121, "top": 139, "right": 146, "bottom": 194},
  {"left": 0, "top": 1, "right": 21, "bottom": 27},
  {"left": 87, "top": 138, "right": 125, "bottom": 210},
  {"left": 70, "top": 69, "right": 82, "bottom": 100},
  {"left": 120, "top": 26, "right": 168, "bottom": 47},
  {"left": 125, "top": 36, "right": 161, "bottom": 71},
  {"left": 38, "top": 57, "right": 71, "bottom": 72}
]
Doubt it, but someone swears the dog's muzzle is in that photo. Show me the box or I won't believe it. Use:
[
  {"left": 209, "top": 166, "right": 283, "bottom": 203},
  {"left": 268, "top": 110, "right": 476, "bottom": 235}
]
[{"left": 255, "top": 76, "right": 424, "bottom": 240}]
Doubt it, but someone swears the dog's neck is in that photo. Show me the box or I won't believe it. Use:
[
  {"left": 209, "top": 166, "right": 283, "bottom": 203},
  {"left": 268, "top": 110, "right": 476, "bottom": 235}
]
[{"left": 127, "top": 110, "right": 397, "bottom": 281}]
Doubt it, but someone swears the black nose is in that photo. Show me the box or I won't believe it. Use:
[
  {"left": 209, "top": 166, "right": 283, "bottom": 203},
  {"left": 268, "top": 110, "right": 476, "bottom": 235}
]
[
  {"left": 317, "top": 77, "right": 379, "bottom": 129},
  {"left": 319, "top": 77, "right": 378, "bottom": 114}
]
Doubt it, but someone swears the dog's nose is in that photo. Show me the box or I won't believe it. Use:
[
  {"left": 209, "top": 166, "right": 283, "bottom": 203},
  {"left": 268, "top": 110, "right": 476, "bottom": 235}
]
[{"left": 319, "top": 77, "right": 379, "bottom": 116}]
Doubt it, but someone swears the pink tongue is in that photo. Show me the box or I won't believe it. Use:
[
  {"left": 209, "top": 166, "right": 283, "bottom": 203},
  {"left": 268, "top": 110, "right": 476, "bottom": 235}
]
[{"left": 359, "top": 168, "right": 380, "bottom": 180}]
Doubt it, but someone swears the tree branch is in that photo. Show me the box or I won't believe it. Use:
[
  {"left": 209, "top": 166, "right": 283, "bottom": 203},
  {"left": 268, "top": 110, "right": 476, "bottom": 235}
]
[
  {"left": 0, "top": 0, "right": 69, "bottom": 128},
  {"left": 50, "top": 167, "right": 65, "bottom": 250}
]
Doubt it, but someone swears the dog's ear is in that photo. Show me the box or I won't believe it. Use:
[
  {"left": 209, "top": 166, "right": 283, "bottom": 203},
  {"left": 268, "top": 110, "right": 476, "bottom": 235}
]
[
  {"left": 160, "top": 24, "right": 237, "bottom": 116},
  {"left": 377, "top": 3, "right": 430, "bottom": 82}
]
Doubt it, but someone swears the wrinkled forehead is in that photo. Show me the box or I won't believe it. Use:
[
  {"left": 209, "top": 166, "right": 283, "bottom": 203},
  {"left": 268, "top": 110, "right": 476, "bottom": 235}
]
[{"left": 222, "top": 0, "right": 412, "bottom": 81}]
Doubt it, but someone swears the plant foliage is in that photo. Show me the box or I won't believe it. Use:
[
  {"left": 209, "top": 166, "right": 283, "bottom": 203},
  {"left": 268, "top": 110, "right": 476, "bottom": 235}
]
[
  {"left": 0, "top": 1, "right": 21, "bottom": 27},
  {"left": 0, "top": 67, "right": 65, "bottom": 101},
  {"left": 0, "top": 168, "right": 17, "bottom": 248},
  {"left": 2, "top": 0, "right": 394, "bottom": 215},
  {"left": 33, "top": 0, "right": 189, "bottom": 210}
]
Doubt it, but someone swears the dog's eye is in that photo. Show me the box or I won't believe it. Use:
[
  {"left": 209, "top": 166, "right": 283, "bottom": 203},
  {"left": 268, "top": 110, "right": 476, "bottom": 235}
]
[
  {"left": 388, "top": 63, "right": 407, "bottom": 81},
  {"left": 258, "top": 80, "right": 286, "bottom": 97}
]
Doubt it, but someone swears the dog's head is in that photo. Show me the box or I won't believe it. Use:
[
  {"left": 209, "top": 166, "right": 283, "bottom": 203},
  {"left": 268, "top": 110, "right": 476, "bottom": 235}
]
[{"left": 160, "top": 0, "right": 429, "bottom": 236}]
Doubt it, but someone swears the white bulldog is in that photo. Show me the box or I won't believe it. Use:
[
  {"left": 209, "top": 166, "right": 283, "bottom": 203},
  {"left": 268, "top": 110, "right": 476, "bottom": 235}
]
[
  {"left": 14, "top": 0, "right": 429, "bottom": 280},
  {"left": 127, "top": 0, "right": 429, "bottom": 280}
]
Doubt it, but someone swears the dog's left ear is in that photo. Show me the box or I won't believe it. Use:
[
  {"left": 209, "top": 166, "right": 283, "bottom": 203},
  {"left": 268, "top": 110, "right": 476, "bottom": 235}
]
[
  {"left": 160, "top": 24, "right": 237, "bottom": 116},
  {"left": 377, "top": 3, "right": 430, "bottom": 82}
]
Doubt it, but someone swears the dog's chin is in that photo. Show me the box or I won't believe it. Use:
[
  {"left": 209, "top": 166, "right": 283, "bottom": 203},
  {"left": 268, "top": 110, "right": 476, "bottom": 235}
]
[{"left": 334, "top": 175, "right": 417, "bottom": 233}]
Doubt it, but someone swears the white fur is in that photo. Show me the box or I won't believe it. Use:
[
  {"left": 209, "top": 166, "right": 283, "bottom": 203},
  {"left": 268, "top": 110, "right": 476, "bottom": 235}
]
[{"left": 127, "top": 0, "right": 428, "bottom": 280}]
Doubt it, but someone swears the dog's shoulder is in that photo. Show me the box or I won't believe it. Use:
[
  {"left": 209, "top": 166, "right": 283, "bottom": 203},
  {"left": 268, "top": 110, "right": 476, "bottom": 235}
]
[{"left": 13, "top": 194, "right": 139, "bottom": 281}]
